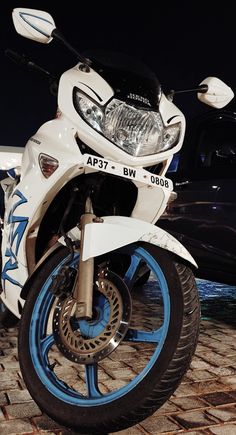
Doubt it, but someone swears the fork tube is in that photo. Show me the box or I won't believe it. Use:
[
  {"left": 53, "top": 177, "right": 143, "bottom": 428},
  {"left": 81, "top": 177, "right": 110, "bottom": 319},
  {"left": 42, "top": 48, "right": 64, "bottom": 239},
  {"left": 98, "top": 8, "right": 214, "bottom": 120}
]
[{"left": 74, "top": 198, "right": 95, "bottom": 319}]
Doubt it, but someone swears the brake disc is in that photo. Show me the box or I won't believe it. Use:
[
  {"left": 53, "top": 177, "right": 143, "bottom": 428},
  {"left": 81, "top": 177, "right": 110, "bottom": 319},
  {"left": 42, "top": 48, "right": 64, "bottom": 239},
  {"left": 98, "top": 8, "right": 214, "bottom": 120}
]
[{"left": 53, "top": 271, "right": 132, "bottom": 364}]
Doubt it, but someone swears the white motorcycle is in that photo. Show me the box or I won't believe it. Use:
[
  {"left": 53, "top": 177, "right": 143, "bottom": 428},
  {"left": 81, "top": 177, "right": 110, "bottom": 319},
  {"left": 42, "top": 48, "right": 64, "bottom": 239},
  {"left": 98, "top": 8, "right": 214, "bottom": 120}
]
[{"left": 0, "top": 7, "right": 234, "bottom": 434}]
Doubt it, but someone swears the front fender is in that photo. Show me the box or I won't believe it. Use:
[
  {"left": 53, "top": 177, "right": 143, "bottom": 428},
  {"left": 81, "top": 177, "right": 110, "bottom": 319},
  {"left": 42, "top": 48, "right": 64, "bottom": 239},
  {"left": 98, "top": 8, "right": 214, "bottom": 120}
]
[{"left": 59, "top": 216, "right": 197, "bottom": 268}]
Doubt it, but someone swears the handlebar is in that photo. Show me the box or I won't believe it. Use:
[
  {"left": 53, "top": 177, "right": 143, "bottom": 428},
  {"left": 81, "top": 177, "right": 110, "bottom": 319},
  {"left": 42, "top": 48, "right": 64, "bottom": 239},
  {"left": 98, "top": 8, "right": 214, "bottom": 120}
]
[{"left": 5, "top": 49, "right": 58, "bottom": 96}]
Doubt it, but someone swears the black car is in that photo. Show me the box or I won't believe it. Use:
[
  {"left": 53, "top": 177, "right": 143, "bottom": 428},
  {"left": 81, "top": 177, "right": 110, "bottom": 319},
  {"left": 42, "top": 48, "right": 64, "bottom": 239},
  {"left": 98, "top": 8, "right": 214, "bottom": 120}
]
[{"left": 159, "top": 103, "right": 236, "bottom": 285}]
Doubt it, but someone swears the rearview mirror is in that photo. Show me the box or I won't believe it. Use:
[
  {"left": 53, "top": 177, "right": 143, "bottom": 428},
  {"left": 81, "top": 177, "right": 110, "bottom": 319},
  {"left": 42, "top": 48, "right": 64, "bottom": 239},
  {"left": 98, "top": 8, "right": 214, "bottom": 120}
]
[
  {"left": 12, "top": 8, "right": 56, "bottom": 44},
  {"left": 197, "top": 77, "right": 234, "bottom": 109}
]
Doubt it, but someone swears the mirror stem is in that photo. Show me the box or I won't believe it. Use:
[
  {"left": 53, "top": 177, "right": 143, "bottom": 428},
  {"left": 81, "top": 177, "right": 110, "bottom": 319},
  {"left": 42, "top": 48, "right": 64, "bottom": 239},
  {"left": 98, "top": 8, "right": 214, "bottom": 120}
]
[
  {"left": 52, "top": 28, "right": 91, "bottom": 67},
  {"left": 173, "top": 85, "right": 208, "bottom": 95}
]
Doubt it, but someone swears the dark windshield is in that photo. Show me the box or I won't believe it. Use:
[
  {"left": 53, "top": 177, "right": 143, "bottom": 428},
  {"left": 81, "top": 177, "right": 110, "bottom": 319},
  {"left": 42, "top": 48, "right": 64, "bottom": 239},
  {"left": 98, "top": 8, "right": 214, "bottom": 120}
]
[{"left": 84, "top": 49, "right": 161, "bottom": 110}]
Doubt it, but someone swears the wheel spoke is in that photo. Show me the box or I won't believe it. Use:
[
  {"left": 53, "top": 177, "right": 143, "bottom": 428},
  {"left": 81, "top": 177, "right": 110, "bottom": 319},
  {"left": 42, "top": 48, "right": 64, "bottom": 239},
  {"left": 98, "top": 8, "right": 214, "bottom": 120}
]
[
  {"left": 41, "top": 334, "right": 54, "bottom": 358},
  {"left": 125, "top": 326, "right": 164, "bottom": 343},
  {"left": 85, "top": 364, "right": 102, "bottom": 398},
  {"left": 124, "top": 255, "right": 141, "bottom": 287}
]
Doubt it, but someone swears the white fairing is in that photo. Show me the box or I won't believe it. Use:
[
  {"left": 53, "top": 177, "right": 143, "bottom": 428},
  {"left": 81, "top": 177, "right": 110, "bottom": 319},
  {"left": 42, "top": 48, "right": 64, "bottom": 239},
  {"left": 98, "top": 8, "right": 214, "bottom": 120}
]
[
  {"left": 59, "top": 216, "right": 197, "bottom": 267},
  {"left": 12, "top": 8, "right": 56, "bottom": 43},
  {"left": 198, "top": 77, "right": 234, "bottom": 108}
]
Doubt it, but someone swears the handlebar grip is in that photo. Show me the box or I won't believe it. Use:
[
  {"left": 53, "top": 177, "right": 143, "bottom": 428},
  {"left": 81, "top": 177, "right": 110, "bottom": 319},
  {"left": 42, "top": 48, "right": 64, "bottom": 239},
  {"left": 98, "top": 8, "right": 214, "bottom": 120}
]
[
  {"left": 5, "top": 48, "right": 56, "bottom": 82},
  {"left": 5, "top": 49, "right": 27, "bottom": 66}
]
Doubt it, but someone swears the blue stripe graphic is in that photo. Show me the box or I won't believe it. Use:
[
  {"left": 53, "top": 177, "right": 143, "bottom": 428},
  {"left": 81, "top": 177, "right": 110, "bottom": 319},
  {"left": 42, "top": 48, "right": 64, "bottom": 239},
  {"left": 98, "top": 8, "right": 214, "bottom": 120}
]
[{"left": 2, "top": 190, "right": 28, "bottom": 290}]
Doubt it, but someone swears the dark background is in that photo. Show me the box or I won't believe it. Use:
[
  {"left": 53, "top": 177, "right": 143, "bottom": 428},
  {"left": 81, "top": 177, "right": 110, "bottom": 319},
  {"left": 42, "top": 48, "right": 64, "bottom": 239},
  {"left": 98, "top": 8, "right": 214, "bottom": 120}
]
[{"left": 1, "top": 1, "right": 236, "bottom": 146}]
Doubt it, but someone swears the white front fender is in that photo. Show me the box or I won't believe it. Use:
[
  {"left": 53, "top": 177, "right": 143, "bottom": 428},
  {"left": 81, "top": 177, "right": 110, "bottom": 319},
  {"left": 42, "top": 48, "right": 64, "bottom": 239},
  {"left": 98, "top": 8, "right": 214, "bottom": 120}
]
[{"left": 60, "top": 216, "right": 197, "bottom": 268}]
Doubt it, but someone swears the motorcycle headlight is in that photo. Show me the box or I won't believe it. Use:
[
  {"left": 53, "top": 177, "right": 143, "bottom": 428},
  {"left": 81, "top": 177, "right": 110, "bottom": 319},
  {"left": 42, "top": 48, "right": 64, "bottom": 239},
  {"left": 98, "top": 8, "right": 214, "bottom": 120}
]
[{"left": 75, "top": 91, "right": 180, "bottom": 157}]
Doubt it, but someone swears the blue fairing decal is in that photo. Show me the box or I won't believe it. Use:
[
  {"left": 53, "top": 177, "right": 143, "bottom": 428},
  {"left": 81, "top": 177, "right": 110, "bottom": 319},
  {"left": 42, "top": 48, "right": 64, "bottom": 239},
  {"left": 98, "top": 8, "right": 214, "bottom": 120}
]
[{"left": 2, "top": 190, "right": 29, "bottom": 290}]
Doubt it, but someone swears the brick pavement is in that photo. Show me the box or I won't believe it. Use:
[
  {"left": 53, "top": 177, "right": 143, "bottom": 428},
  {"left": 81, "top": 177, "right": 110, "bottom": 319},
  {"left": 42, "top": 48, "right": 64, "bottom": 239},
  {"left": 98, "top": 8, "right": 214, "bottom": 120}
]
[{"left": 0, "top": 319, "right": 236, "bottom": 435}]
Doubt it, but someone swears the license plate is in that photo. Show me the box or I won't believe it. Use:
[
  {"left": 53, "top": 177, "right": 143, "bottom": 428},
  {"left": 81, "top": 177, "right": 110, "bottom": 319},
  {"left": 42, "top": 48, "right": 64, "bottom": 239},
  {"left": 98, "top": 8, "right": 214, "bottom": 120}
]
[{"left": 83, "top": 154, "right": 173, "bottom": 191}]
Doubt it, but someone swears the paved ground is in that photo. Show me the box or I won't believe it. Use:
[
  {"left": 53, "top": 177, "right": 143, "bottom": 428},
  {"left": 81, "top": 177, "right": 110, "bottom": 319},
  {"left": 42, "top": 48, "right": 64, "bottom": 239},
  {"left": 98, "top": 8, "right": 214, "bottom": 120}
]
[{"left": 0, "top": 280, "right": 236, "bottom": 435}]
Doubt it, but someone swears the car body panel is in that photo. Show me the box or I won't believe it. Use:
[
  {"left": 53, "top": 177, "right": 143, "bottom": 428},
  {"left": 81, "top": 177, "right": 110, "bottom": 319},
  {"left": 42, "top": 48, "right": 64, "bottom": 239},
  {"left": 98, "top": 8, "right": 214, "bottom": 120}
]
[{"left": 159, "top": 105, "right": 236, "bottom": 284}]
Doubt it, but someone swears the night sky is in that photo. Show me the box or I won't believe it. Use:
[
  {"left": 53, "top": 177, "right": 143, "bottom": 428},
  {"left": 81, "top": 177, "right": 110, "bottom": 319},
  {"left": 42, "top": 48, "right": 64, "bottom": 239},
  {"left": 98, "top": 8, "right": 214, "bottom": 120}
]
[{"left": 1, "top": 1, "right": 236, "bottom": 147}]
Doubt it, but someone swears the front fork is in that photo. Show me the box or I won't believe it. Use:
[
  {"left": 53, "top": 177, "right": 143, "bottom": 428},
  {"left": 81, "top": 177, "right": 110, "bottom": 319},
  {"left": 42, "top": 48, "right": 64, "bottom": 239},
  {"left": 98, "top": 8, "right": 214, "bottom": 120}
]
[{"left": 73, "top": 197, "right": 96, "bottom": 319}]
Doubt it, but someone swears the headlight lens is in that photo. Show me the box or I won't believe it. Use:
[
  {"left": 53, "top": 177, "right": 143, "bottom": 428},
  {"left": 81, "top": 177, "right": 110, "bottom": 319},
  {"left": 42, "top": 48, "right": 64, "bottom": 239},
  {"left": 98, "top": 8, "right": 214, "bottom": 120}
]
[
  {"left": 75, "top": 92, "right": 104, "bottom": 132},
  {"left": 75, "top": 92, "right": 180, "bottom": 157}
]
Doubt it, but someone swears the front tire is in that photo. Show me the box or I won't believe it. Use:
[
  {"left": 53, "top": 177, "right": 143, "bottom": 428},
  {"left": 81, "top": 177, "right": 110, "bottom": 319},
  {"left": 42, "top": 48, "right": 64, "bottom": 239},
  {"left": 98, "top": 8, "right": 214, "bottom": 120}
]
[{"left": 18, "top": 243, "right": 200, "bottom": 434}]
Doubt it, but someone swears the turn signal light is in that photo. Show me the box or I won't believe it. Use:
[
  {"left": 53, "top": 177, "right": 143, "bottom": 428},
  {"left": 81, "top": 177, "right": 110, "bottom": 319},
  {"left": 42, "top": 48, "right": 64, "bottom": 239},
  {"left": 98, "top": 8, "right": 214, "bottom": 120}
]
[{"left": 39, "top": 153, "right": 59, "bottom": 178}]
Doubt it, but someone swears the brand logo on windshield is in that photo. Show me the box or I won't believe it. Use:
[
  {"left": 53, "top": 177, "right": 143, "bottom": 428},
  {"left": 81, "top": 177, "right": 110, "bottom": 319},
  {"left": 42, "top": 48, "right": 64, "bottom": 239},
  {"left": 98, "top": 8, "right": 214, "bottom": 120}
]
[{"left": 127, "top": 93, "right": 151, "bottom": 106}]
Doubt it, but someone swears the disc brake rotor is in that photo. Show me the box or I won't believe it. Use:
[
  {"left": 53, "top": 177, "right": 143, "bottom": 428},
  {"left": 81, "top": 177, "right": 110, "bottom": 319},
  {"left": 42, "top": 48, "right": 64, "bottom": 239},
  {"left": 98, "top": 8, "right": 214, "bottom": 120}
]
[{"left": 53, "top": 272, "right": 132, "bottom": 364}]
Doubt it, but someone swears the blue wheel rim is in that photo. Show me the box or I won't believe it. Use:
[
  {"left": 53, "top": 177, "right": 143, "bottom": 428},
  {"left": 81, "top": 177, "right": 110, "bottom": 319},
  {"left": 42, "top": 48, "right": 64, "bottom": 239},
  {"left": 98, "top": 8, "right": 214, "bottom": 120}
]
[{"left": 29, "top": 245, "right": 170, "bottom": 406}]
